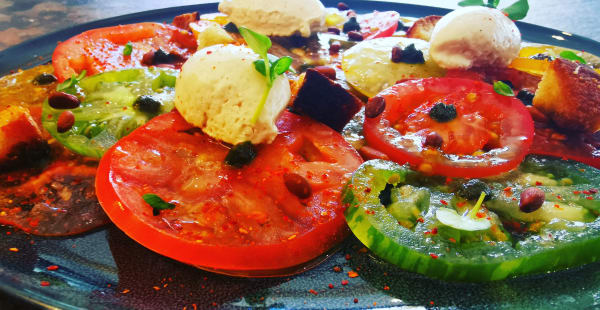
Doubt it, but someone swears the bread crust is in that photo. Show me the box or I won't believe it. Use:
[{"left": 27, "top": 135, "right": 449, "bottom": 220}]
[{"left": 533, "top": 58, "right": 600, "bottom": 132}]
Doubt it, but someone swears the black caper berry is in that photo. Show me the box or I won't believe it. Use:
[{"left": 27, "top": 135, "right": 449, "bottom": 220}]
[
  {"left": 133, "top": 95, "right": 161, "bottom": 115},
  {"left": 379, "top": 183, "right": 394, "bottom": 206},
  {"left": 457, "top": 179, "right": 493, "bottom": 201},
  {"left": 516, "top": 89, "right": 535, "bottom": 106},
  {"left": 223, "top": 22, "right": 239, "bottom": 33},
  {"left": 32, "top": 73, "right": 57, "bottom": 85},
  {"left": 342, "top": 17, "right": 361, "bottom": 33},
  {"left": 398, "top": 44, "right": 425, "bottom": 64},
  {"left": 225, "top": 141, "right": 257, "bottom": 168},
  {"left": 429, "top": 102, "right": 457, "bottom": 123}
]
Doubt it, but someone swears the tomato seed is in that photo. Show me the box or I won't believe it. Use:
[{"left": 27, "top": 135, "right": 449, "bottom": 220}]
[
  {"left": 48, "top": 91, "right": 80, "bottom": 109},
  {"left": 57, "top": 111, "right": 75, "bottom": 133},
  {"left": 283, "top": 172, "right": 312, "bottom": 199},
  {"left": 365, "top": 96, "right": 386, "bottom": 118}
]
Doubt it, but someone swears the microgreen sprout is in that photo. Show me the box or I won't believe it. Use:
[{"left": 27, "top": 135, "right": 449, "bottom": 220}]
[
  {"left": 459, "top": 0, "right": 529, "bottom": 20},
  {"left": 238, "top": 27, "right": 293, "bottom": 124}
]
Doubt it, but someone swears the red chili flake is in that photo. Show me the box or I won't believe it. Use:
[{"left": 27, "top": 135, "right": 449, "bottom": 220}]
[
  {"left": 417, "top": 217, "right": 425, "bottom": 223},
  {"left": 341, "top": 280, "right": 349, "bottom": 286},
  {"left": 40, "top": 281, "right": 50, "bottom": 287},
  {"left": 153, "top": 286, "right": 161, "bottom": 291},
  {"left": 430, "top": 253, "right": 439, "bottom": 259},
  {"left": 364, "top": 187, "right": 371, "bottom": 193},
  {"left": 431, "top": 227, "right": 438, "bottom": 235},
  {"left": 9, "top": 247, "right": 18, "bottom": 252},
  {"left": 445, "top": 177, "right": 452, "bottom": 184},
  {"left": 424, "top": 231, "right": 431, "bottom": 235},
  {"left": 46, "top": 265, "right": 59, "bottom": 271},
  {"left": 503, "top": 187, "right": 512, "bottom": 192},
  {"left": 587, "top": 196, "right": 594, "bottom": 200},
  {"left": 456, "top": 201, "right": 466, "bottom": 207},
  {"left": 574, "top": 191, "right": 581, "bottom": 195},
  {"left": 121, "top": 289, "right": 130, "bottom": 294},
  {"left": 580, "top": 169, "right": 586, "bottom": 172},
  {"left": 556, "top": 195, "right": 562, "bottom": 200},
  {"left": 449, "top": 238, "right": 456, "bottom": 243},
  {"left": 6, "top": 231, "right": 10, "bottom": 235},
  {"left": 328, "top": 283, "right": 334, "bottom": 289},
  {"left": 348, "top": 271, "right": 359, "bottom": 278},
  {"left": 309, "top": 289, "right": 318, "bottom": 295},
  {"left": 440, "top": 199, "right": 448, "bottom": 205},
  {"left": 333, "top": 266, "right": 342, "bottom": 273},
  {"left": 583, "top": 190, "right": 592, "bottom": 195},
  {"left": 345, "top": 254, "right": 351, "bottom": 260},
  {"left": 430, "top": 301, "right": 435, "bottom": 305},
  {"left": 476, "top": 212, "right": 485, "bottom": 218},
  {"left": 554, "top": 204, "right": 561, "bottom": 209},
  {"left": 535, "top": 181, "right": 542, "bottom": 186},
  {"left": 383, "top": 285, "right": 390, "bottom": 291},
  {"left": 353, "top": 298, "right": 359, "bottom": 303}
]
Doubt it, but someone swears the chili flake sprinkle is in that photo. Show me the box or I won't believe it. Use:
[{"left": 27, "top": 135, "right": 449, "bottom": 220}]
[
  {"left": 354, "top": 298, "right": 359, "bottom": 303},
  {"left": 440, "top": 199, "right": 448, "bottom": 205},
  {"left": 9, "top": 247, "right": 18, "bottom": 252},
  {"left": 40, "top": 281, "right": 50, "bottom": 287},
  {"left": 328, "top": 283, "right": 334, "bottom": 289},
  {"left": 46, "top": 265, "right": 59, "bottom": 271},
  {"left": 430, "top": 253, "right": 439, "bottom": 259},
  {"left": 341, "top": 280, "right": 349, "bottom": 286},
  {"left": 348, "top": 270, "right": 359, "bottom": 278},
  {"left": 309, "top": 289, "right": 318, "bottom": 295}
]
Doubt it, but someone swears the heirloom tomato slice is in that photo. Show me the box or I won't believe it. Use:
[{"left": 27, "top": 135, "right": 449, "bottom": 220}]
[
  {"left": 52, "top": 22, "right": 196, "bottom": 81},
  {"left": 357, "top": 11, "right": 400, "bottom": 40},
  {"left": 96, "top": 111, "right": 362, "bottom": 276},
  {"left": 363, "top": 78, "right": 534, "bottom": 178}
]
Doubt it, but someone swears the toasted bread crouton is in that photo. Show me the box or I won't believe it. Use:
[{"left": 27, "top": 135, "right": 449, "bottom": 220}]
[
  {"left": 533, "top": 58, "right": 600, "bottom": 132},
  {"left": 0, "top": 105, "right": 45, "bottom": 164},
  {"left": 291, "top": 68, "right": 363, "bottom": 132},
  {"left": 405, "top": 15, "right": 441, "bottom": 42}
]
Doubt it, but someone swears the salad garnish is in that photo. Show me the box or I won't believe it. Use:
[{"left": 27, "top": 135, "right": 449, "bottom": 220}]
[
  {"left": 56, "top": 70, "right": 86, "bottom": 92},
  {"left": 458, "top": 0, "right": 529, "bottom": 20},
  {"left": 493, "top": 80, "right": 515, "bottom": 96},
  {"left": 238, "top": 27, "right": 293, "bottom": 124},
  {"left": 559, "top": 50, "right": 587, "bottom": 64},
  {"left": 123, "top": 42, "right": 133, "bottom": 56},
  {"left": 142, "top": 193, "right": 176, "bottom": 216}
]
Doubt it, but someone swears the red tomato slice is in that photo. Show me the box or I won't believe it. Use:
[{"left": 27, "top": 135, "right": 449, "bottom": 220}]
[
  {"left": 530, "top": 126, "right": 600, "bottom": 169},
  {"left": 95, "top": 111, "right": 362, "bottom": 276},
  {"left": 52, "top": 22, "right": 197, "bottom": 81},
  {"left": 357, "top": 11, "right": 400, "bottom": 40},
  {"left": 363, "top": 78, "right": 534, "bottom": 178}
]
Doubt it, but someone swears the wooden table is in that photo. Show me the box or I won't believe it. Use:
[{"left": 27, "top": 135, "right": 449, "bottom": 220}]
[{"left": 0, "top": 0, "right": 598, "bottom": 51}]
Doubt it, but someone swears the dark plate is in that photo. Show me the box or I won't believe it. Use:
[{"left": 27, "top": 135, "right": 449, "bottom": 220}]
[{"left": 2, "top": 1, "right": 600, "bottom": 309}]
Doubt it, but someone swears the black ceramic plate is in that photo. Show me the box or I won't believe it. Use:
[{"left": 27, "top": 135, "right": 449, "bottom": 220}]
[{"left": 2, "top": 1, "right": 600, "bottom": 309}]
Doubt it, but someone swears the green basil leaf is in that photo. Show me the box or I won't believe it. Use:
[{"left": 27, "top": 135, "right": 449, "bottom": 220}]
[
  {"left": 142, "top": 193, "right": 176, "bottom": 216},
  {"left": 123, "top": 42, "right": 133, "bottom": 56},
  {"left": 458, "top": 0, "right": 485, "bottom": 6},
  {"left": 253, "top": 59, "right": 267, "bottom": 77},
  {"left": 559, "top": 50, "right": 587, "bottom": 64},
  {"left": 486, "top": 0, "right": 499, "bottom": 8},
  {"left": 502, "top": 0, "right": 529, "bottom": 20},
  {"left": 238, "top": 27, "right": 271, "bottom": 59},
  {"left": 493, "top": 81, "right": 514, "bottom": 97}
]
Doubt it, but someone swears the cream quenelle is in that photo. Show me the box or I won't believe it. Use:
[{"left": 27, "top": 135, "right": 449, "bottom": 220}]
[
  {"left": 218, "top": 0, "right": 326, "bottom": 37},
  {"left": 429, "top": 6, "right": 521, "bottom": 69},
  {"left": 174, "top": 44, "right": 291, "bottom": 145}
]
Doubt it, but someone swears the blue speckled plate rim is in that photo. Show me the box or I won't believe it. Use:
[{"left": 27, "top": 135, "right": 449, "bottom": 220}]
[{"left": 1, "top": 0, "right": 600, "bottom": 309}]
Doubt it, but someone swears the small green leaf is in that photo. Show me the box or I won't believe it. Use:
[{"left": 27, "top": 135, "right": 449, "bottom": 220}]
[
  {"left": 493, "top": 81, "right": 514, "bottom": 96},
  {"left": 486, "top": 0, "right": 499, "bottom": 8},
  {"left": 56, "top": 70, "right": 87, "bottom": 92},
  {"left": 253, "top": 60, "right": 267, "bottom": 77},
  {"left": 271, "top": 56, "right": 293, "bottom": 76},
  {"left": 502, "top": 0, "right": 529, "bottom": 20},
  {"left": 142, "top": 193, "right": 176, "bottom": 216},
  {"left": 559, "top": 50, "right": 587, "bottom": 64},
  {"left": 238, "top": 27, "right": 271, "bottom": 59},
  {"left": 123, "top": 42, "right": 133, "bottom": 56},
  {"left": 458, "top": 0, "right": 485, "bottom": 6}
]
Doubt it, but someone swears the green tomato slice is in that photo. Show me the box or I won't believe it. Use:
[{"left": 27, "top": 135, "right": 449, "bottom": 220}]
[
  {"left": 42, "top": 68, "right": 177, "bottom": 158},
  {"left": 343, "top": 157, "right": 600, "bottom": 282}
]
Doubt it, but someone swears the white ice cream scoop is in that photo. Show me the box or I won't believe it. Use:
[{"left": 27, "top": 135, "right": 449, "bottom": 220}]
[{"left": 429, "top": 6, "right": 521, "bottom": 69}]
